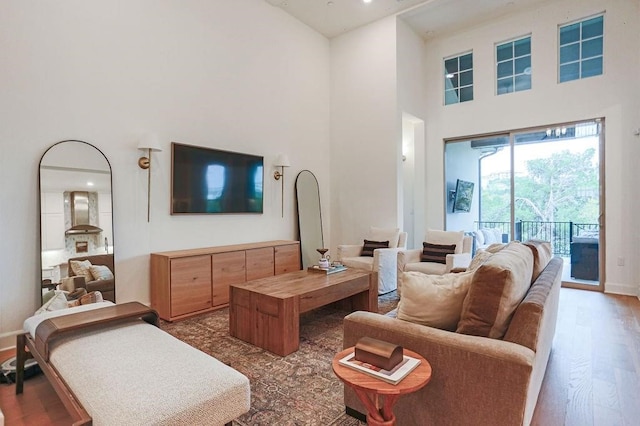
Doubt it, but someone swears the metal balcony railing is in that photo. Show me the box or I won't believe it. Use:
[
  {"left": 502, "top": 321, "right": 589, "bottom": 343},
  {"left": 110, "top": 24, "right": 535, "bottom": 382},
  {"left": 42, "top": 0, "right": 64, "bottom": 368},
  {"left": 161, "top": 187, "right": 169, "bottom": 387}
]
[{"left": 474, "top": 220, "right": 599, "bottom": 256}]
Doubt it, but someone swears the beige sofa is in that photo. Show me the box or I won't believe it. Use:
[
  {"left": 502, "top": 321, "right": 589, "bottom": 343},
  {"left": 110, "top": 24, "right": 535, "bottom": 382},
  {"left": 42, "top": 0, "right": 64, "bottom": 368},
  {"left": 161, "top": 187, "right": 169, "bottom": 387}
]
[{"left": 342, "top": 240, "right": 561, "bottom": 425}]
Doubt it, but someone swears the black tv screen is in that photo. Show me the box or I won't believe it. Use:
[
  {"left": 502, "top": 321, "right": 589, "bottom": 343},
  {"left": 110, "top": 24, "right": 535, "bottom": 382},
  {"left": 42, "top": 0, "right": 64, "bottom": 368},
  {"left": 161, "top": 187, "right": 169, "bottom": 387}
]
[
  {"left": 171, "top": 143, "right": 264, "bottom": 214},
  {"left": 452, "top": 179, "right": 474, "bottom": 213}
]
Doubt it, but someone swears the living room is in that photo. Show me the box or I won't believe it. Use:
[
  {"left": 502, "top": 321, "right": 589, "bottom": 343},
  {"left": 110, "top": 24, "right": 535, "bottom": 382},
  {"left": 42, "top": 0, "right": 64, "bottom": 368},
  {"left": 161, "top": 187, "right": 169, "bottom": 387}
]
[{"left": 0, "top": 0, "right": 638, "bottom": 424}]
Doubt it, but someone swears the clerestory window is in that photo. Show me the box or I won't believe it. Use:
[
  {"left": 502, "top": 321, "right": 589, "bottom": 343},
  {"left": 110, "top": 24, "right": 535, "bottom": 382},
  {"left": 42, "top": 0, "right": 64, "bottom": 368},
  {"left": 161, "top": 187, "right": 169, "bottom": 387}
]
[
  {"left": 496, "top": 36, "right": 532, "bottom": 95},
  {"left": 559, "top": 15, "right": 604, "bottom": 83},
  {"left": 444, "top": 52, "right": 473, "bottom": 105}
]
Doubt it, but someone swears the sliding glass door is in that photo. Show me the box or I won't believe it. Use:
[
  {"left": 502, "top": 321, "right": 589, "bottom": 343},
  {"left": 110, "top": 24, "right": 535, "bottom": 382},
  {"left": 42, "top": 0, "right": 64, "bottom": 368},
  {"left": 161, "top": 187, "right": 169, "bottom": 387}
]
[{"left": 445, "top": 119, "right": 604, "bottom": 290}]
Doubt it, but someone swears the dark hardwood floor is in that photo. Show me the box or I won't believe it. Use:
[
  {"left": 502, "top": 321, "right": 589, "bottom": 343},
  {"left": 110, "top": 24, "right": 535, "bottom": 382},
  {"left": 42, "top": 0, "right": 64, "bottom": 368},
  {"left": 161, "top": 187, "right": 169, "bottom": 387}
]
[{"left": 1, "top": 288, "right": 639, "bottom": 425}]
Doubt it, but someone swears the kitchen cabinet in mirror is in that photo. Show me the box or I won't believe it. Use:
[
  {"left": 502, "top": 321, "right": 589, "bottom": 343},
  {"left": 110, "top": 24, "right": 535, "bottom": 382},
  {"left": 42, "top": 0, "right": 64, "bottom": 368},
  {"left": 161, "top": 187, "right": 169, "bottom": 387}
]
[{"left": 39, "top": 140, "right": 115, "bottom": 303}]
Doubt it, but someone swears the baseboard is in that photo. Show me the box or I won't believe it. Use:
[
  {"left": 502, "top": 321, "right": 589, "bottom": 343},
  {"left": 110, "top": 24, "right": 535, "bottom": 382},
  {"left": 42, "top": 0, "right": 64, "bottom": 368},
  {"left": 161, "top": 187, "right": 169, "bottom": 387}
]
[
  {"left": 604, "top": 282, "right": 639, "bottom": 297},
  {"left": 345, "top": 406, "right": 366, "bottom": 422},
  {"left": 0, "top": 331, "right": 20, "bottom": 353}
]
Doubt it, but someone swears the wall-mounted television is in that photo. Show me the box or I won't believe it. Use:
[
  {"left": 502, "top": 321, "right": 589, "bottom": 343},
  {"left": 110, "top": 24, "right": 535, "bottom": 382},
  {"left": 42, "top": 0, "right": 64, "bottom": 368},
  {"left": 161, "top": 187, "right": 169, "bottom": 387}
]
[
  {"left": 452, "top": 179, "right": 474, "bottom": 213},
  {"left": 171, "top": 143, "right": 264, "bottom": 214}
]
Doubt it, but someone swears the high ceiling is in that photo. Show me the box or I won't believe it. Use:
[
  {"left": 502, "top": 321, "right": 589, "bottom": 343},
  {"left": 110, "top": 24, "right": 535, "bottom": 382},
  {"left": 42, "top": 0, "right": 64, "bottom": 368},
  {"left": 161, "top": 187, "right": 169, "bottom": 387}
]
[{"left": 265, "top": 0, "right": 554, "bottom": 39}]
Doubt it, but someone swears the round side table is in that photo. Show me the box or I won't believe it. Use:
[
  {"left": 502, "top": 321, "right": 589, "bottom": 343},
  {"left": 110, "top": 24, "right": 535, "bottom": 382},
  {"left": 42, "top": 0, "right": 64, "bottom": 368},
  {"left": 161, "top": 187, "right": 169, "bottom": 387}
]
[{"left": 332, "top": 347, "right": 432, "bottom": 426}]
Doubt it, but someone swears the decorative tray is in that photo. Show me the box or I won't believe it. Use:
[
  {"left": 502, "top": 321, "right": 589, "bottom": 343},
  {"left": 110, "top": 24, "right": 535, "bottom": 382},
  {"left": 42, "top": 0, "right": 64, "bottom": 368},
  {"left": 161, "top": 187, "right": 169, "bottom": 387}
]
[{"left": 307, "top": 265, "right": 347, "bottom": 275}]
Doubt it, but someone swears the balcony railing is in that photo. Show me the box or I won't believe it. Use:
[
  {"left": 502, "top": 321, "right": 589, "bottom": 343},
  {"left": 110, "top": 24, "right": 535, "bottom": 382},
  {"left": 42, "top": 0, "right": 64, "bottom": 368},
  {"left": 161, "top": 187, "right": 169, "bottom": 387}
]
[{"left": 474, "top": 220, "right": 599, "bottom": 256}]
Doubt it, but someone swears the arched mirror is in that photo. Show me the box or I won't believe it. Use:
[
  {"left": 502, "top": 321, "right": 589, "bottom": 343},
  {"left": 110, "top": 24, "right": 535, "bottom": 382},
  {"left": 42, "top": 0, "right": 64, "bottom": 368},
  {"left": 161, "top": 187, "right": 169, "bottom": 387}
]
[
  {"left": 295, "top": 170, "right": 323, "bottom": 269},
  {"left": 39, "top": 140, "right": 115, "bottom": 303}
]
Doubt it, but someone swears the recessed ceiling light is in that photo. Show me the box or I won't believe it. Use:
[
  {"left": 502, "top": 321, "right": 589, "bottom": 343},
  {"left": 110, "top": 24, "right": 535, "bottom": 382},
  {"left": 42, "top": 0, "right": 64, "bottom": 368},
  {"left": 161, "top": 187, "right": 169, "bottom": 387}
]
[
  {"left": 363, "top": 0, "right": 372, "bottom": 3},
  {"left": 87, "top": 181, "right": 94, "bottom": 186}
]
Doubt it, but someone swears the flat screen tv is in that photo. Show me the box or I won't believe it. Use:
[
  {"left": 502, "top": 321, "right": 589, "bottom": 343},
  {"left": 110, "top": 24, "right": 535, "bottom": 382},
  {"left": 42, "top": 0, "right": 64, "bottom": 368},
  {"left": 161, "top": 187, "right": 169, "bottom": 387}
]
[
  {"left": 171, "top": 143, "right": 264, "bottom": 214},
  {"left": 452, "top": 179, "right": 474, "bottom": 213}
]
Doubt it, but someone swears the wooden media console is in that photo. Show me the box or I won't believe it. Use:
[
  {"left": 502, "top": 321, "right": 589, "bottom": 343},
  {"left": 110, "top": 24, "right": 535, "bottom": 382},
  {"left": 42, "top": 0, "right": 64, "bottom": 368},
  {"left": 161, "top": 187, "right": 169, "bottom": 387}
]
[{"left": 150, "top": 240, "right": 300, "bottom": 321}]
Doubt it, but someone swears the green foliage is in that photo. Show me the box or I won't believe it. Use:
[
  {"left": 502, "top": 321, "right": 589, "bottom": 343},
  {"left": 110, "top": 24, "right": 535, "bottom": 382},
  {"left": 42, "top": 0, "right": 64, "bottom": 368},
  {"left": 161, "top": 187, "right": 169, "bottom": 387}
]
[{"left": 481, "top": 148, "right": 599, "bottom": 224}]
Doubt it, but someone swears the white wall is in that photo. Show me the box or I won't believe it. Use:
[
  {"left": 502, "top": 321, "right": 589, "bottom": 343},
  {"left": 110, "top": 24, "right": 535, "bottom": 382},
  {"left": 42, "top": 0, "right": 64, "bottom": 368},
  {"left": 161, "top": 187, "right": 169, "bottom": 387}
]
[
  {"left": 398, "top": 20, "right": 429, "bottom": 249},
  {"left": 422, "top": 0, "right": 640, "bottom": 295},
  {"left": 329, "top": 16, "right": 399, "bottom": 252},
  {"left": 0, "top": 0, "right": 330, "bottom": 349}
]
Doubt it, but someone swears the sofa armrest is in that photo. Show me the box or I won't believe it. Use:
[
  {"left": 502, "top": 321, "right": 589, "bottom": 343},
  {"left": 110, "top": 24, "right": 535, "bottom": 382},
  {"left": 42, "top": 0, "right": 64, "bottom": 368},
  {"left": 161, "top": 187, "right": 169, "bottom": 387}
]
[
  {"left": 372, "top": 248, "right": 403, "bottom": 294},
  {"left": 397, "top": 249, "right": 421, "bottom": 270},
  {"left": 337, "top": 244, "right": 363, "bottom": 260},
  {"left": 343, "top": 311, "right": 535, "bottom": 426},
  {"left": 396, "top": 249, "right": 421, "bottom": 288},
  {"left": 445, "top": 252, "right": 472, "bottom": 272}
]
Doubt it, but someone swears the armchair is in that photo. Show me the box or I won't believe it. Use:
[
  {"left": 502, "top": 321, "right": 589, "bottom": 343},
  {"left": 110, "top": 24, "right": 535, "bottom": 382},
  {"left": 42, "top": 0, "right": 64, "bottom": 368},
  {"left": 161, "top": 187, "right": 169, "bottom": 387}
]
[
  {"left": 337, "top": 227, "right": 408, "bottom": 294},
  {"left": 397, "top": 230, "right": 472, "bottom": 291}
]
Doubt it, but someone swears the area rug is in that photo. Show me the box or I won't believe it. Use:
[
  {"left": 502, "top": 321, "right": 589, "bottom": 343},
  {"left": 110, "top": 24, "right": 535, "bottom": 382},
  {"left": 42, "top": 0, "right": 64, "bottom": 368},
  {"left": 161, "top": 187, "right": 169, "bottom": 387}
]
[{"left": 160, "top": 291, "right": 399, "bottom": 426}]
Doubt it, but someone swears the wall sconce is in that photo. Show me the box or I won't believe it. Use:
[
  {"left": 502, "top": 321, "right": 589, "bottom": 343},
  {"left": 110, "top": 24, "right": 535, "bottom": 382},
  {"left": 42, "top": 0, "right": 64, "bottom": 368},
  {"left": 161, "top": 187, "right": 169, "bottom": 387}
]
[
  {"left": 273, "top": 154, "right": 291, "bottom": 217},
  {"left": 137, "top": 134, "right": 163, "bottom": 222}
]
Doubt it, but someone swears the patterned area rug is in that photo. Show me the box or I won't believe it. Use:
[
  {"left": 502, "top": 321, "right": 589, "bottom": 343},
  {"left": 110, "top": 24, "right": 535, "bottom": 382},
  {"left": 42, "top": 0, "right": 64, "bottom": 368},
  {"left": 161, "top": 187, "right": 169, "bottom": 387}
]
[{"left": 160, "top": 291, "right": 399, "bottom": 426}]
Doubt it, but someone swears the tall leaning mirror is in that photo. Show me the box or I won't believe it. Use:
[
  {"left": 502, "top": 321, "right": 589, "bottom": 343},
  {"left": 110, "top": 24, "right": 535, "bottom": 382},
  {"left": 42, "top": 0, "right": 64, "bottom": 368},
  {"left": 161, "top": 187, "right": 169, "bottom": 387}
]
[
  {"left": 295, "top": 170, "right": 323, "bottom": 269},
  {"left": 39, "top": 140, "right": 115, "bottom": 303}
]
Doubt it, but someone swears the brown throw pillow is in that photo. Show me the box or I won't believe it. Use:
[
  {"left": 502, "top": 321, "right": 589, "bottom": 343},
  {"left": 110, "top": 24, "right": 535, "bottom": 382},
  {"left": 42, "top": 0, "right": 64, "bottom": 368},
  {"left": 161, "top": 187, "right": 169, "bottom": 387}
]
[
  {"left": 361, "top": 240, "right": 389, "bottom": 257},
  {"left": 524, "top": 239, "right": 553, "bottom": 282},
  {"left": 456, "top": 241, "right": 533, "bottom": 339},
  {"left": 420, "top": 242, "right": 456, "bottom": 264}
]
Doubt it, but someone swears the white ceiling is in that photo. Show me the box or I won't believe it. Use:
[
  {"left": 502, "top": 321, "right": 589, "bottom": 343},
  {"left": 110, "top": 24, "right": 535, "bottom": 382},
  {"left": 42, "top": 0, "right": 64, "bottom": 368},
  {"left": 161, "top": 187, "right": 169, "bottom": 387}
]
[{"left": 265, "top": 0, "right": 554, "bottom": 39}]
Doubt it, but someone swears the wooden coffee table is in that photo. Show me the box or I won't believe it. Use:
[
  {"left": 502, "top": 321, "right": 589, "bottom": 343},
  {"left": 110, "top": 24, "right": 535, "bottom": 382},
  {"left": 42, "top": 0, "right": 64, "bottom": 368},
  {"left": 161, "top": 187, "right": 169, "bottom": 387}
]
[
  {"left": 332, "top": 347, "right": 432, "bottom": 426},
  {"left": 229, "top": 269, "right": 377, "bottom": 356}
]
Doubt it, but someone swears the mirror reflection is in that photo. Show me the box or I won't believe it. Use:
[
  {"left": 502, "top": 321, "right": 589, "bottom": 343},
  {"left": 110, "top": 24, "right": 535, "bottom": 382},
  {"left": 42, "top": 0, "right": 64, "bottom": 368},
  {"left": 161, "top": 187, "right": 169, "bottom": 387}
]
[
  {"left": 295, "top": 170, "right": 324, "bottom": 269},
  {"left": 39, "top": 140, "right": 115, "bottom": 303}
]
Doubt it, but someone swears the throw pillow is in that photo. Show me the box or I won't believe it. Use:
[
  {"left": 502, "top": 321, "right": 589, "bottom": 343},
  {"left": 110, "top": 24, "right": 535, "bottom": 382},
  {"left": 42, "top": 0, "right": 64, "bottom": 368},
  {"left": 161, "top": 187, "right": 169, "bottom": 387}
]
[
  {"left": 456, "top": 241, "right": 534, "bottom": 339},
  {"left": 474, "top": 230, "right": 485, "bottom": 246},
  {"left": 70, "top": 260, "right": 94, "bottom": 282},
  {"left": 80, "top": 291, "right": 104, "bottom": 305},
  {"left": 480, "top": 228, "right": 497, "bottom": 245},
  {"left": 367, "top": 227, "right": 400, "bottom": 248},
  {"left": 361, "top": 240, "right": 389, "bottom": 257},
  {"left": 524, "top": 239, "right": 553, "bottom": 282},
  {"left": 89, "top": 265, "right": 114, "bottom": 281},
  {"left": 397, "top": 271, "right": 474, "bottom": 331},
  {"left": 485, "top": 243, "right": 507, "bottom": 253},
  {"left": 467, "top": 250, "right": 492, "bottom": 272},
  {"left": 425, "top": 229, "right": 464, "bottom": 254},
  {"left": 35, "top": 290, "right": 69, "bottom": 315},
  {"left": 420, "top": 242, "right": 456, "bottom": 264}
]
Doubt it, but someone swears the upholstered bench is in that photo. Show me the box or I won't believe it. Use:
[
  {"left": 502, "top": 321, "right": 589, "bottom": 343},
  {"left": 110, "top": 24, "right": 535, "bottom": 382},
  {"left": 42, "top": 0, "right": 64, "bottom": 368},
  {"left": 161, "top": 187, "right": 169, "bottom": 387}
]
[{"left": 18, "top": 302, "right": 250, "bottom": 425}]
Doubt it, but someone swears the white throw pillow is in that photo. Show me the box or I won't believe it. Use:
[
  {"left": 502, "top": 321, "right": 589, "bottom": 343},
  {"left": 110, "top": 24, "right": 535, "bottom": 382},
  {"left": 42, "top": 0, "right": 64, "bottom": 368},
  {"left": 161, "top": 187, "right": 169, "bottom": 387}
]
[
  {"left": 367, "top": 227, "right": 400, "bottom": 248},
  {"left": 397, "top": 271, "right": 474, "bottom": 331},
  {"left": 89, "top": 265, "right": 114, "bottom": 281},
  {"left": 425, "top": 229, "right": 464, "bottom": 254},
  {"left": 35, "top": 290, "right": 69, "bottom": 315}
]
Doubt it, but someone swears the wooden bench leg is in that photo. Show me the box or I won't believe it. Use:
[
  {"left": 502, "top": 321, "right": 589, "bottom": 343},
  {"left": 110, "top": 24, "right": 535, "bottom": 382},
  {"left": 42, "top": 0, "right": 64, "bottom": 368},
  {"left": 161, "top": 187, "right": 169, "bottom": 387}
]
[{"left": 15, "top": 333, "right": 26, "bottom": 394}]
